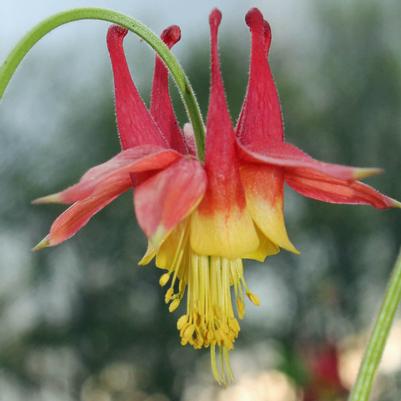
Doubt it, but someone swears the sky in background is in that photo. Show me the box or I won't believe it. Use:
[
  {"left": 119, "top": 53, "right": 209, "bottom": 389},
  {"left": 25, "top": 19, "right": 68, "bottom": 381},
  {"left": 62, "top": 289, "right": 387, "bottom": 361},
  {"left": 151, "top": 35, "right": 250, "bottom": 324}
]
[
  {"left": 0, "top": 0, "right": 320, "bottom": 155},
  {"left": 1, "top": 0, "right": 316, "bottom": 61}
]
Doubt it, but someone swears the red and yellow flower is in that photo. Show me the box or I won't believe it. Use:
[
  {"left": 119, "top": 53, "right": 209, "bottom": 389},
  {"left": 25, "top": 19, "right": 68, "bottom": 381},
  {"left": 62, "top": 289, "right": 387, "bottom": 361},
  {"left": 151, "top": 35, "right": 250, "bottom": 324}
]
[{"left": 33, "top": 8, "right": 399, "bottom": 383}]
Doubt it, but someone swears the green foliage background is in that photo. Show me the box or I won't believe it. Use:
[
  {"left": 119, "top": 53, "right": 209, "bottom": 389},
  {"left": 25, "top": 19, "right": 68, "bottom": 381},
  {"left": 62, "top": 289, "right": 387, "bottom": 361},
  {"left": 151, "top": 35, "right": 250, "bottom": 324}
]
[{"left": 0, "top": 1, "right": 400, "bottom": 400}]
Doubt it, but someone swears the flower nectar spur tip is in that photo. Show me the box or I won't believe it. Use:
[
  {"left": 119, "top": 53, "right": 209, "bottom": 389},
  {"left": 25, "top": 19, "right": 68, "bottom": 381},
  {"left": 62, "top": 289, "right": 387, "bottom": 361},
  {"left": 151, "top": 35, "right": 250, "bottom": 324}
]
[
  {"left": 245, "top": 8, "right": 264, "bottom": 28},
  {"left": 209, "top": 8, "right": 222, "bottom": 27},
  {"left": 161, "top": 25, "right": 181, "bottom": 48},
  {"left": 32, "top": 236, "right": 50, "bottom": 252}
]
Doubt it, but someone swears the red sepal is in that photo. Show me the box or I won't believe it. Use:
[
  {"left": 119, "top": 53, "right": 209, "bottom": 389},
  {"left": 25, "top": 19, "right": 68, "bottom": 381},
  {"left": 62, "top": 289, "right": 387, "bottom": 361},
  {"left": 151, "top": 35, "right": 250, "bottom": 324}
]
[
  {"left": 237, "top": 141, "right": 381, "bottom": 181},
  {"left": 33, "top": 146, "right": 180, "bottom": 204},
  {"left": 286, "top": 170, "right": 400, "bottom": 209},
  {"left": 45, "top": 174, "right": 131, "bottom": 247},
  {"left": 134, "top": 157, "right": 206, "bottom": 247},
  {"left": 35, "top": 148, "right": 182, "bottom": 247}
]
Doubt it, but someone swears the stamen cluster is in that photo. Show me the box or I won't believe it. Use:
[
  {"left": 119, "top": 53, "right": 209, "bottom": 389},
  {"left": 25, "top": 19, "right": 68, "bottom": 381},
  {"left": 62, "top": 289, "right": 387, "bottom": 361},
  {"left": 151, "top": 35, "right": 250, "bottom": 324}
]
[{"left": 157, "top": 222, "right": 259, "bottom": 383}]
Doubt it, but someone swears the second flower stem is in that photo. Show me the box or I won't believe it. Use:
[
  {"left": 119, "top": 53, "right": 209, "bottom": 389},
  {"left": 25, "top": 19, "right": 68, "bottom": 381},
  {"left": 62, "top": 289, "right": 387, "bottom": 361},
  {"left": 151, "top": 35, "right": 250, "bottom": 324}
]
[{"left": 348, "top": 248, "right": 401, "bottom": 401}]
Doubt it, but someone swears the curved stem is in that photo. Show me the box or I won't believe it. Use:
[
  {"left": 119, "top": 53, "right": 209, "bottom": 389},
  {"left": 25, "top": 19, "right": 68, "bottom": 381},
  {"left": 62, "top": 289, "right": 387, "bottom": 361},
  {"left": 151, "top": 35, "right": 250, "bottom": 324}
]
[
  {"left": 348, "top": 248, "right": 401, "bottom": 401},
  {"left": 0, "top": 7, "right": 205, "bottom": 159}
]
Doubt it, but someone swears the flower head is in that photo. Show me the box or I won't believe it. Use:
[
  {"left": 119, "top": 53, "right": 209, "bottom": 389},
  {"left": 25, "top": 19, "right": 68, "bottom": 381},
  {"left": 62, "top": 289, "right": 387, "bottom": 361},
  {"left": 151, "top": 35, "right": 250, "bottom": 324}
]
[{"left": 33, "top": 8, "right": 399, "bottom": 383}]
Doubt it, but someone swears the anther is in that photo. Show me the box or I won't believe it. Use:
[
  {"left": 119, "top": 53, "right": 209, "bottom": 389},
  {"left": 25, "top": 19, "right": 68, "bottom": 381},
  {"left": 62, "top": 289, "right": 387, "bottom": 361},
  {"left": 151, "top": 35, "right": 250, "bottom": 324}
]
[
  {"left": 169, "top": 298, "right": 180, "bottom": 313},
  {"left": 159, "top": 273, "right": 170, "bottom": 287},
  {"left": 177, "top": 315, "right": 188, "bottom": 330},
  {"left": 183, "top": 325, "right": 195, "bottom": 341},
  {"left": 165, "top": 287, "right": 174, "bottom": 303},
  {"left": 246, "top": 291, "right": 260, "bottom": 306}
]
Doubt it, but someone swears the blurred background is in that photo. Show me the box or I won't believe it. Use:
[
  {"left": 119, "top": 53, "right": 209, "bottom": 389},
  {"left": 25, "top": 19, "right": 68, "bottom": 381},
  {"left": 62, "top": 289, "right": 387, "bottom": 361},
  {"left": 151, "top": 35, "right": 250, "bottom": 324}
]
[{"left": 1, "top": 0, "right": 401, "bottom": 400}]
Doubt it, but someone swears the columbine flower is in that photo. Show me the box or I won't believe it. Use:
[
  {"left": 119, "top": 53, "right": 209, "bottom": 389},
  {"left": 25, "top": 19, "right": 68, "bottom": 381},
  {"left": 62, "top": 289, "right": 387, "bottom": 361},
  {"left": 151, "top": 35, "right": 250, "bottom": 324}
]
[{"left": 33, "top": 8, "right": 399, "bottom": 383}]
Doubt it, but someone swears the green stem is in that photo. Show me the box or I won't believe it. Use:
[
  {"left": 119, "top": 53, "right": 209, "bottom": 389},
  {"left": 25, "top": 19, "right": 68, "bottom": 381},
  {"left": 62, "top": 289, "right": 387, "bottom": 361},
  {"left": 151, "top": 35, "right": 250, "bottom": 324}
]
[
  {"left": 349, "top": 248, "right": 401, "bottom": 401},
  {"left": 0, "top": 7, "right": 205, "bottom": 159}
]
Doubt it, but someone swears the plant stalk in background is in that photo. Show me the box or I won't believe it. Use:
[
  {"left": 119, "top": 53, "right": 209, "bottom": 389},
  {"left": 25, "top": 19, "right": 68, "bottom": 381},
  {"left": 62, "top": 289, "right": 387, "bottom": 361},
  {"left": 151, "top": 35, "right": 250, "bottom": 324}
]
[{"left": 349, "top": 249, "right": 401, "bottom": 401}]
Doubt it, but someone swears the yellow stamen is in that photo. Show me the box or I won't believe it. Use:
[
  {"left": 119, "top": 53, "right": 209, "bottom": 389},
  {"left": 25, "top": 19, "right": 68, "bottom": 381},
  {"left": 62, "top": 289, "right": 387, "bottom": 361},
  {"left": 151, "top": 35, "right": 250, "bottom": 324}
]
[
  {"left": 236, "top": 298, "right": 245, "bottom": 319},
  {"left": 148, "top": 220, "right": 260, "bottom": 384},
  {"left": 177, "top": 315, "right": 188, "bottom": 330}
]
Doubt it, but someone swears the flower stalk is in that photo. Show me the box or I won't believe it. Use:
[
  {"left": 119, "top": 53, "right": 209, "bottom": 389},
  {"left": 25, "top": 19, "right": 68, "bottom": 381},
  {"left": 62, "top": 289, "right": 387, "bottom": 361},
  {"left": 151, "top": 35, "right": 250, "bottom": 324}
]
[
  {"left": 0, "top": 7, "right": 206, "bottom": 159},
  {"left": 349, "top": 247, "right": 401, "bottom": 401}
]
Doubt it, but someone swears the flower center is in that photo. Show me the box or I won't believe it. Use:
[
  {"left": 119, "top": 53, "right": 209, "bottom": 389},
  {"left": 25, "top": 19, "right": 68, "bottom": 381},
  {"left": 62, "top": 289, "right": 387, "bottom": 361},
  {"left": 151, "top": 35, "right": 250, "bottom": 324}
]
[{"left": 157, "top": 222, "right": 260, "bottom": 384}]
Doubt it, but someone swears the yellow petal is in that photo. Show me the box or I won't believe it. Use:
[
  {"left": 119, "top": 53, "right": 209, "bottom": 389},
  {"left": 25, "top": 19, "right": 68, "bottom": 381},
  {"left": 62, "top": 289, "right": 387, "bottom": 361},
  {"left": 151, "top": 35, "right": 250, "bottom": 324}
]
[
  {"left": 244, "top": 229, "right": 280, "bottom": 262},
  {"left": 156, "top": 222, "right": 188, "bottom": 270},
  {"left": 190, "top": 208, "right": 259, "bottom": 258},
  {"left": 241, "top": 164, "right": 299, "bottom": 254},
  {"left": 138, "top": 242, "right": 156, "bottom": 266},
  {"left": 150, "top": 225, "right": 168, "bottom": 251},
  {"left": 250, "top": 197, "right": 299, "bottom": 254}
]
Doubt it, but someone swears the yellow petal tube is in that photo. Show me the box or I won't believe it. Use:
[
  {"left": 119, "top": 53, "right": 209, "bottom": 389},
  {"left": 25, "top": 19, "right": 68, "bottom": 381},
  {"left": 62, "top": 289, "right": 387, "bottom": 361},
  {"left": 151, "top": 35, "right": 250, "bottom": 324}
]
[
  {"left": 244, "top": 227, "right": 280, "bottom": 262},
  {"left": 156, "top": 222, "right": 188, "bottom": 272},
  {"left": 240, "top": 163, "right": 299, "bottom": 254},
  {"left": 138, "top": 242, "right": 156, "bottom": 266},
  {"left": 190, "top": 207, "right": 260, "bottom": 258}
]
